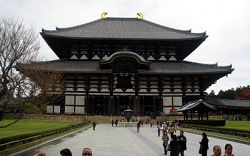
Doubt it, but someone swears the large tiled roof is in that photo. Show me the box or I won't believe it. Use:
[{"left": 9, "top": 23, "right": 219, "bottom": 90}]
[
  {"left": 41, "top": 18, "right": 207, "bottom": 40},
  {"left": 17, "top": 60, "right": 233, "bottom": 75},
  {"left": 204, "top": 97, "right": 250, "bottom": 108}
]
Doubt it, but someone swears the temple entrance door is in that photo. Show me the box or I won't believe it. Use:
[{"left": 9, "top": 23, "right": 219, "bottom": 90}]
[
  {"left": 115, "top": 96, "right": 133, "bottom": 115},
  {"left": 141, "top": 96, "right": 154, "bottom": 116}
]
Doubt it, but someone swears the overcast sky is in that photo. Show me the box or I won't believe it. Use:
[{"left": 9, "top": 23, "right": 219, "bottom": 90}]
[{"left": 0, "top": 0, "right": 249, "bottom": 93}]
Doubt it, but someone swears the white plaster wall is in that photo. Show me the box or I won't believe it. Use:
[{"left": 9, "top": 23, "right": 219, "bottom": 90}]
[
  {"left": 76, "top": 96, "right": 85, "bottom": 105},
  {"left": 65, "top": 106, "right": 74, "bottom": 114},
  {"left": 65, "top": 96, "right": 75, "bottom": 105},
  {"left": 75, "top": 106, "right": 85, "bottom": 114},
  {"left": 47, "top": 105, "right": 53, "bottom": 113},
  {"left": 173, "top": 97, "right": 182, "bottom": 106},
  {"left": 163, "top": 107, "right": 172, "bottom": 115},
  {"left": 163, "top": 97, "right": 172, "bottom": 106},
  {"left": 54, "top": 106, "right": 61, "bottom": 114}
]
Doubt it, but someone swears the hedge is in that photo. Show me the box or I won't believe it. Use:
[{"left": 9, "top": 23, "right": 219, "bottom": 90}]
[{"left": 182, "top": 120, "right": 226, "bottom": 126}]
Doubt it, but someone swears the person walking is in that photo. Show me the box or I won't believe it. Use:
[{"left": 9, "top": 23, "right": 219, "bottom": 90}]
[
  {"left": 168, "top": 135, "right": 180, "bottom": 156},
  {"left": 162, "top": 131, "right": 170, "bottom": 155},
  {"left": 168, "top": 124, "right": 174, "bottom": 139},
  {"left": 111, "top": 120, "right": 114, "bottom": 127},
  {"left": 199, "top": 132, "right": 209, "bottom": 156},
  {"left": 115, "top": 119, "right": 118, "bottom": 127},
  {"left": 92, "top": 121, "right": 96, "bottom": 130},
  {"left": 157, "top": 125, "right": 161, "bottom": 136},
  {"left": 212, "top": 145, "right": 222, "bottom": 156},
  {"left": 223, "top": 144, "right": 234, "bottom": 156},
  {"left": 137, "top": 121, "right": 140, "bottom": 132},
  {"left": 177, "top": 130, "right": 187, "bottom": 156},
  {"left": 162, "top": 122, "right": 168, "bottom": 132}
]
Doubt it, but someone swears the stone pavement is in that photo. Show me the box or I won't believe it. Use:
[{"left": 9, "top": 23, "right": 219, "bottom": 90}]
[{"left": 31, "top": 124, "right": 249, "bottom": 156}]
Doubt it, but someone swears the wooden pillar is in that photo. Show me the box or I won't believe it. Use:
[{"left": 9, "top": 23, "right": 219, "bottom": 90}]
[
  {"left": 206, "top": 111, "right": 209, "bottom": 120},
  {"left": 191, "top": 111, "right": 193, "bottom": 121},
  {"left": 108, "top": 96, "right": 113, "bottom": 115},
  {"left": 85, "top": 94, "right": 89, "bottom": 115},
  {"left": 142, "top": 96, "right": 145, "bottom": 115},
  {"left": 133, "top": 96, "right": 139, "bottom": 115},
  {"left": 153, "top": 96, "right": 156, "bottom": 115},
  {"left": 117, "top": 96, "right": 120, "bottom": 115},
  {"left": 92, "top": 96, "right": 95, "bottom": 115}
]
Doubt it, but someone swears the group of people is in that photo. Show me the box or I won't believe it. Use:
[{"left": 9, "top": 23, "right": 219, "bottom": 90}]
[
  {"left": 161, "top": 129, "right": 187, "bottom": 156},
  {"left": 37, "top": 147, "right": 92, "bottom": 156},
  {"left": 211, "top": 144, "right": 235, "bottom": 156},
  {"left": 111, "top": 119, "right": 119, "bottom": 127},
  {"left": 199, "top": 132, "right": 235, "bottom": 156},
  {"left": 158, "top": 121, "right": 235, "bottom": 156}
]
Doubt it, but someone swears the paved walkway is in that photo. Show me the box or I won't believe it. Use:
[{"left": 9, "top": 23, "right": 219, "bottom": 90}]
[{"left": 32, "top": 124, "right": 249, "bottom": 156}]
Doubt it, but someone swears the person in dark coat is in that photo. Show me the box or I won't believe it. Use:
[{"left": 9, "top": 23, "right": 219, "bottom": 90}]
[
  {"left": 115, "top": 119, "right": 118, "bottom": 127},
  {"left": 199, "top": 132, "right": 209, "bottom": 156},
  {"left": 177, "top": 130, "right": 187, "bottom": 156},
  {"left": 92, "top": 121, "right": 96, "bottom": 130},
  {"left": 137, "top": 121, "right": 140, "bottom": 132},
  {"left": 60, "top": 148, "right": 72, "bottom": 156},
  {"left": 168, "top": 135, "right": 180, "bottom": 156},
  {"left": 111, "top": 120, "right": 114, "bottom": 127}
]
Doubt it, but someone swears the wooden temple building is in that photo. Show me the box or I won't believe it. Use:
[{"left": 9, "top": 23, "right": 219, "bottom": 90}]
[{"left": 17, "top": 14, "right": 233, "bottom": 116}]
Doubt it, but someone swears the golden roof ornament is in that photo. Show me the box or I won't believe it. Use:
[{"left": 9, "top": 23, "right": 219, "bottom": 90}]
[
  {"left": 101, "top": 12, "right": 108, "bottom": 19},
  {"left": 137, "top": 13, "right": 144, "bottom": 20}
]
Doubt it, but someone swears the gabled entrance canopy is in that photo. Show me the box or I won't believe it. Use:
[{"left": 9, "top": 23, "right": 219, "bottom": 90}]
[{"left": 178, "top": 99, "right": 216, "bottom": 120}]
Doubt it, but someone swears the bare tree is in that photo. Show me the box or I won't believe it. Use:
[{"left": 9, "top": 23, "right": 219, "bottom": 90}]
[{"left": 0, "top": 17, "right": 39, "bottom": 100}]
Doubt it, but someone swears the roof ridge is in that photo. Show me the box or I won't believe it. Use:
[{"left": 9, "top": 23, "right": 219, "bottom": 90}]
[
  {"left": 41, "top": 17, "right": 207, "bottom": 38},
  {"left": 141, "top": 19, "right": 206, "bottom": 36},
  {"left": 42, "top": 18, "right": 103, "bottom": 33}
]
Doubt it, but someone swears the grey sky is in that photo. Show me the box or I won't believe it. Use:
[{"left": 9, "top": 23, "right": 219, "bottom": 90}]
[{"left": 0, "top": 0, "right": 249, "bottom": 93}]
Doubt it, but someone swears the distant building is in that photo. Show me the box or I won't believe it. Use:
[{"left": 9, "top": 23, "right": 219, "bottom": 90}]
[{"left": 17, "top": 15, "right": 233, "bottom": 116}]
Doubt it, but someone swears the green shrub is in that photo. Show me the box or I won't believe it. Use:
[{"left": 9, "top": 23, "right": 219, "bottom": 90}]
[{"left": 23, "top": 103, "right": 42, "bottom": 114}]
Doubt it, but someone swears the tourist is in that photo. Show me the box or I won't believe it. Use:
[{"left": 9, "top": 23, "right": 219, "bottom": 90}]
[
  {"left": 199, "top": 132, "right": 209, "bottom": 156},
  {"left": 115, "top": 119, "right": 118, "bottom": 127},
  {"left": 212, "top": 145, "right": 222, "bottom": 156},
  {"left": 223, "top": 144, "right": 234, "bottom": 156},
  {"left": 168, "top": 124, "right": 175, "bottom": 139},
  {"left": 162, "top": 131, "right": 170, "bottom": 155},
  {"left": 82, "top": 148, "right": 92, "bottom": 156},
  {"left": 37, "top": 151, "right": 46, "bottom": 156},
  {"left": 168, "top": 135, "right": 180, "bottom": 156},
  {"left": 92, "top": 121, "right": 96, "bottom": 130},
  {"left": 137, "top": 121, "right": 140, "bottom": 132},
  {"left": 60, "top": 148, "right": 72, "bottom": 156},
  {"left": 111, "top": 120, "right": 114, "bottom": 127},
  {"left": 177, "top": 130, "right": 187, "bottom": 156},
  {"left": 162, "top": 122, "right": 168, "bottom": 132},
  {"left": 157, "top": 125, "right": 161, "bottom": 136}
]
